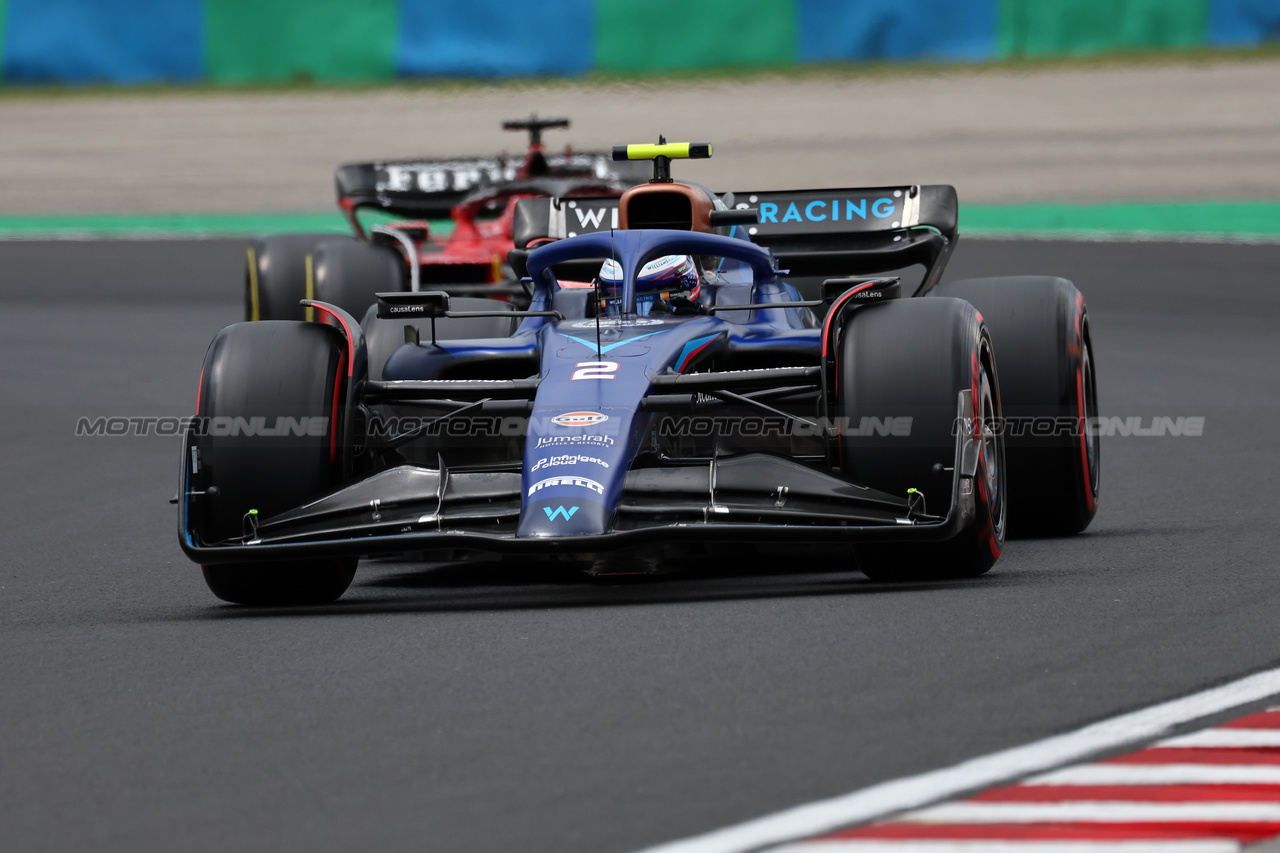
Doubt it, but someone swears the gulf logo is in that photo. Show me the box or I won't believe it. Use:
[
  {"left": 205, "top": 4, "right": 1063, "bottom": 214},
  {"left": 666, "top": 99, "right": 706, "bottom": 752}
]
[{"left": 551, "top": 411, "right": 609, "bottom": 428}]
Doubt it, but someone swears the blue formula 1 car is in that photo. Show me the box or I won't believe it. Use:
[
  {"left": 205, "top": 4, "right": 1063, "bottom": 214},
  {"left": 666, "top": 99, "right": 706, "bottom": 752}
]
[{"left": 178, "top": 142, "right": 1099, "bottom": 604}]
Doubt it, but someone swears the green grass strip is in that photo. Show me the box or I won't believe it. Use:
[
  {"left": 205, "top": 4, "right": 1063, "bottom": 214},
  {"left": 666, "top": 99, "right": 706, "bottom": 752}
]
[
  {"left": 0, "top": 211, "right": 458, "bottom": 240},
  {"left": 0, "top": 211, "right": 351, "bottom": 239},
  {"left": 1, "top": 202, "right": 1278, "bottom": 241},
  {"left": 962, "top": 201, "right": 1280, "bottom": 241}
]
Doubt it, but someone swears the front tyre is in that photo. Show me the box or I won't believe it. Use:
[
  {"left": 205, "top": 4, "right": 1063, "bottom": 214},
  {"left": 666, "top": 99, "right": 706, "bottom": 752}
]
[
  {"left": 837, "top": 298, "right": 1006, "bottom": 581},
  {"left": 192, "top": 321, "right": 356, "bottom": 605}
]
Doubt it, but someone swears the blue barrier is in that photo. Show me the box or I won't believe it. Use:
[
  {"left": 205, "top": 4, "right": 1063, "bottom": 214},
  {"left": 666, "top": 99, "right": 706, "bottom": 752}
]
[
  {"left": 1208, "top": 0, "right": 1280, "bottom": 45},
  {"left": 797, "top": 0, "right": 998, "bottom": 63},
  {"left": 396, "top": 0, "right": 593, "bottom": 78},
  {"left": 2, "top": 0, "right": 201, "bottom": 84},
  {"left": 0, "top": 0, "right": 1276, "bottom": 86}
]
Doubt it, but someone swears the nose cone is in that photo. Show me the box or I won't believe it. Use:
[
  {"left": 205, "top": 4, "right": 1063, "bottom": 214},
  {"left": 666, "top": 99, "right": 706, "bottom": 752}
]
[
  {"left": 520, "top": 498, "right": 613, "bottom": 537},
  {"left": 516, "top": 405, "right": 634, "bottom": 538},
  {"left": 517, "top": 326, "right": 655, "bottom": 538},
  {"left": 517, "top": 318, "right": 724, "bottom": 539}
]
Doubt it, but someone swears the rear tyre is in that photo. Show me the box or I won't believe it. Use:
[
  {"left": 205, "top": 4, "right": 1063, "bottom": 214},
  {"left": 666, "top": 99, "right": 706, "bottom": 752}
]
[
  {"left": 311, "top": 239, "right": 406, "bottom": 323},
  {"left": 245, "top": 233, "right": 352, "bottom": 321},
  {"left": 928, "top": 277, "right": 1098, "bottom": 536},
  {"left": 837, "top": 298, "right": 1006, "bottom": 581},
  {"left": 192, "top": 321, "right": 356, "bottom": 605}
]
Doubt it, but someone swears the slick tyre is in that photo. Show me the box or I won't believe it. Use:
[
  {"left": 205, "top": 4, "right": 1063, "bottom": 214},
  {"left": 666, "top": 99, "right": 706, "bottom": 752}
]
[
  {"left": 838, "top": 298, "right": 1006, "bottom": 581},
  {"left": 192, "top": 321, "right": 356, "bottom": 605},
  {"left": 245, "top": 233, "right": 352, "bottom": 321},
  {"left": 311, "top": 239, "right": 406, "bottom": 323},
  {"left": 928, "top": 277, "right": 1098, "bottom": 536}
]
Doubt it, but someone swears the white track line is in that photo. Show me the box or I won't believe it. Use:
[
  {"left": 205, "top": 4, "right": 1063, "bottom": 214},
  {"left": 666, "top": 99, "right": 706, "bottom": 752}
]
[
  {"left": 1026, "top": 765, "right": 1280, "bottom": 786},
  {"left": 1159, "top": 729, "right": 1280, "bottom": 748},
  {"left": 904, "top": 801, "right": 1280, "bottom": 823},
  {"left": 768, "top": 842, "right": 1240, "bottom": 853},
  {"left": 630, "top": 667, "right": 1280, "bottom": 853}
]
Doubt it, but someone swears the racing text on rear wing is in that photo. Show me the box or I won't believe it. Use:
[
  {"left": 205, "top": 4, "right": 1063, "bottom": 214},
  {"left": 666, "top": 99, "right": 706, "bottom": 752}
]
[{"left": 512, "top": 186, "right": 958, "bottom": 247}]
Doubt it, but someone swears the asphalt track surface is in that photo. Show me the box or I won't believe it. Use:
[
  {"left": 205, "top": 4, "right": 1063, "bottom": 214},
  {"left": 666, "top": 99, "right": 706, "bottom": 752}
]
[{"left": 2, "top": 237, "right": 1279, "bottom": 853}]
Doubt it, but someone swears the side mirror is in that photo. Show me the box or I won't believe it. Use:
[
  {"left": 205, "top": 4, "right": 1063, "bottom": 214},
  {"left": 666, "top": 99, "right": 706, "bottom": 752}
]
[
  {"left": 507, "top": 248, "right": 530, "bottom": 279},
  {"left": 821, "top": 277, "right": 902, "bottom": 302},
  {"left": 376, "top": 290, "right": 450, "bottom": 319}
]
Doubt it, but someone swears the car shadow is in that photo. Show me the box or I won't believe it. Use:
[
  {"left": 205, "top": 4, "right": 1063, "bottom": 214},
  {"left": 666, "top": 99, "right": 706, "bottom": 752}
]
[
  {"left": 195, "top": 552, "right": 1019, "bottom": 620},
  {"left": 1011, "top": 524, "right": 1204, "bottom": 542}
]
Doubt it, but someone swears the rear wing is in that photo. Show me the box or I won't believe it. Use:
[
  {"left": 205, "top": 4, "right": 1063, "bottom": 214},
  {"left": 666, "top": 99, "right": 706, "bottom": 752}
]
[
  {"left": 512, "top": 185, "right": 959, "bottom": 292},
  {"left": 335, "top": 154, "right": 651, "bottom": 219}
]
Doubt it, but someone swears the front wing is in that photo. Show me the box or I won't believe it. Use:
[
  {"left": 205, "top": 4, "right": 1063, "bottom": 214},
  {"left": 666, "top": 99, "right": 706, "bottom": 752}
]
[{"left": 179, "top": 393, "right": 982, "bottom": 564}]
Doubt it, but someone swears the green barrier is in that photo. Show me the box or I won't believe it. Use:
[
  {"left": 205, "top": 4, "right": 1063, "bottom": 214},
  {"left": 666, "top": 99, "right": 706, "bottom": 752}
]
[
  {"left": 594, "top": 0, "right": 797, "bottom": 73},
  {"left": 0, "top": 0, "right": 1272, "bottom": 87},
  {"left": 999, "top": 0, "right": 1210, "bottom": 58},
  {"left": 204, "top": 0, "right": 397, "bottom": 83}
]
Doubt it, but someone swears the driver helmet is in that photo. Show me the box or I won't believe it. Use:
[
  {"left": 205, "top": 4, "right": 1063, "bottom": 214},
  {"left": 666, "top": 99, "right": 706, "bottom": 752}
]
[{"left": 597, "top": 254, "right": 701, "bottom": 315}]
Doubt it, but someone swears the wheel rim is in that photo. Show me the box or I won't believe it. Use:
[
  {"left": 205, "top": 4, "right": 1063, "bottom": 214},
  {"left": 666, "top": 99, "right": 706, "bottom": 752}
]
[{"left": 979, "top": 355, "right": 1006, "bottom": 541}]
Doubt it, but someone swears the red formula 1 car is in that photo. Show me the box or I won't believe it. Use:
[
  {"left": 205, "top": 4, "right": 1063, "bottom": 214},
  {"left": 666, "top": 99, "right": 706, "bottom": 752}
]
[{"left": 244, "top": 115, "right": 649, "bottom": 324}]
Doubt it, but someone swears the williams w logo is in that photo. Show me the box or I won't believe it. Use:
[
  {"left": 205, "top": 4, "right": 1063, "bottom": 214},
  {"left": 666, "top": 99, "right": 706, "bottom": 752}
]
[
  {"left": 543, "top": 506, "right": 580, "bottom": 521},
  {"left": 572, "top": 205, "right": 616, "bottom": 230}
]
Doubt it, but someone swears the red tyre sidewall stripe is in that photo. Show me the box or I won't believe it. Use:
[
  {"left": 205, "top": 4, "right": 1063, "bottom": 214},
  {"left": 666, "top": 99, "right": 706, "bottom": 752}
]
[
  {"left": 972, "top": 322, "right": 1001, "bottom": 559},
  {"left": 307, "top": 302, "right": 354, "bottom": 466},
  {"left": 330, "top": 351, "right": 345, "bottom": 464},
  {"left": 1076, "top": 364, "right": 1094, "bottom": 512},
  {"left": 1075, "top": 296, "right": 1095, "bottom": 511}
]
